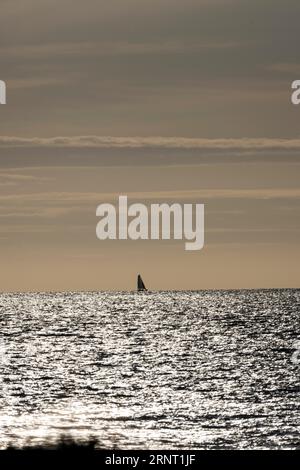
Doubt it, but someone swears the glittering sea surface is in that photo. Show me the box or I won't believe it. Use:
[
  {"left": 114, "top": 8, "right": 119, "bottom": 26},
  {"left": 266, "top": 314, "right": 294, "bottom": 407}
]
[{"left": 0, "top": 289, "right": 299, "bottom": 449}]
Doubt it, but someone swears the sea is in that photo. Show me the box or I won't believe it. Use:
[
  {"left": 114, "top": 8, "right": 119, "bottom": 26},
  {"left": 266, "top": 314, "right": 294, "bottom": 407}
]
[{"left": 0, "top": 289, "right": 299, "bottom": 450}]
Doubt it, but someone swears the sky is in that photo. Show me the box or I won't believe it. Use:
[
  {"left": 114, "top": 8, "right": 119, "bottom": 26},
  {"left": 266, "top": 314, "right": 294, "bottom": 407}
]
[{"left": 0, "top": 0, "right": 299, "bottom": 291}]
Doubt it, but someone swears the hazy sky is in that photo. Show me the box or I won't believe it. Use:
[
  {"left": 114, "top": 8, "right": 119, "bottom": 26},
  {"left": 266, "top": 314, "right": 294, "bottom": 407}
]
[{"left": 0, "top": 0, "right": 299, "bottom": 290}]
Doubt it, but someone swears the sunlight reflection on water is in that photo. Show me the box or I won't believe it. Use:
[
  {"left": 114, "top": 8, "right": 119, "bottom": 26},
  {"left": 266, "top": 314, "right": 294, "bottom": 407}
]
[{"left": 0, "top": 289, "right": 299, "bottom": 449}]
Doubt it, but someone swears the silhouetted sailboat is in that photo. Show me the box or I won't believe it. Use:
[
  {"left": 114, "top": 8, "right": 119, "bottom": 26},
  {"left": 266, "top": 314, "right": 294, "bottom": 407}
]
[{"left": 137, "top": 274, "right": 147, "bottom": 291}]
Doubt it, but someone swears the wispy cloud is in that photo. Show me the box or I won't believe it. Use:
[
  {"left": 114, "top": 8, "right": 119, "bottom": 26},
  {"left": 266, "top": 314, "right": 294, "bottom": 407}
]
[
  {"left": 0, "top": 172, "right": 50, "bottom": 186},
  {"left": 267, "top": 63, "right": 300, "bottom": 74},
  {"left": 8, "top": 78, "right": 67, "bottom": 90},
  {"left": 1, "top": 136, "right": 300, "bottom": 152},
  {"left": 0, "top": 40, "right": 244, "bottom": 60},
  {"left": 1, "top": 188, "right": 299, "bottom": 204}
]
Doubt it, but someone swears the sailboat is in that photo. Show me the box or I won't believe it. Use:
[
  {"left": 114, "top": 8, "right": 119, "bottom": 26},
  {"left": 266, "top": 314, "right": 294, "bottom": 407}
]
[{"left": 137, "top": 274, "right": 147, "bottom": 292}]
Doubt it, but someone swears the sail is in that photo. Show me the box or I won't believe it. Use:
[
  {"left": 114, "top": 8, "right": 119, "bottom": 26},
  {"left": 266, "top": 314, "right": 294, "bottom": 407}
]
[{"left": 137, "top": 274, "right": 147, "bottom": 291}]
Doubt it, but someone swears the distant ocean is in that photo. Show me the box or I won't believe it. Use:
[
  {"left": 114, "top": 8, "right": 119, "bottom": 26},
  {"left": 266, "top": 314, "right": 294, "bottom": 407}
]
[{"left": 0, "top": 289, "right": 299, "bottom": 449}]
